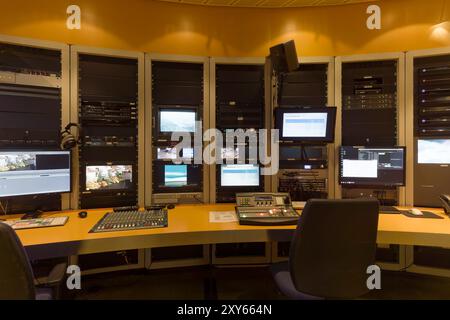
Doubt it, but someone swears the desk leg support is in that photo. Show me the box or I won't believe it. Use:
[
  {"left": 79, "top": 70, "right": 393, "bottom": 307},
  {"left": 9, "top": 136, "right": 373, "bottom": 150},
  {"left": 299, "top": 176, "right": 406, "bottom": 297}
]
[{"left": 203, "top": 266, "right": 218, "bottom": 300}]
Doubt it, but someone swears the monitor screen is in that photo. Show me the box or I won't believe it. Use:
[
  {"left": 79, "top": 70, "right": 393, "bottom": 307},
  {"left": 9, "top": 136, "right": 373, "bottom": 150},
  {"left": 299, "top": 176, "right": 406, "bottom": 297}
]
[
  {"left": 283, "top": 113, "right": 328, "bottom": 138},
  {"left": 339, "top": 146, "right": 406, "bottom": 187},
  {"left": 165, "top": 165, "right": 188, "bottom": 187},
  {"left": 221, "top": 164, "right": 260, "bottom": 187},
  {"left": 221, "top": 147, "right": 240, "bottom": 160},
  {"left": 418, "top": 139, "right": 450, "bottom": 164},
  {"left": 275, "top": 107, "right": 337, "bottom": 142},
  {"left": 0, "top": 151, "right": 71, "bottom": 197},
  {"left": 157, "top": 147, "right": 194, "bottom": 160},
  {"left": 160, "top": 110, "right": 196, "bottom": 133},
  {"left": 86, "top": 165, "right": 133, "bottom": 191}
]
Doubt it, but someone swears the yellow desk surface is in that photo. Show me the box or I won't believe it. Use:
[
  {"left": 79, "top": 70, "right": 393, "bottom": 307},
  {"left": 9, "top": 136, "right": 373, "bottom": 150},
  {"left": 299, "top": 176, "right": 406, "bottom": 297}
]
[{"left": 2, "top": 204, "right": 449, "bottom": 260}]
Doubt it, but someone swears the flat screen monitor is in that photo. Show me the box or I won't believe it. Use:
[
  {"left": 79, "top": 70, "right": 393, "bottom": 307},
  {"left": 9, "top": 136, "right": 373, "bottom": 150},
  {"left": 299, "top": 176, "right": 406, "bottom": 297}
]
[
  {"left": 157, "top": 147, "right": 194, "bottom": 160},
  {"left": 220, "top": 164, "right": 260, "bottom": 187},
  {"left": 160, "top": 110, "right": 196, "bottom": 133},
  {"left": 164, "top": 164, "right": 188, "bottom": 187},
  {"left": 221, "top": 147, "right": 240, "bottom": 160},
  {"left": 86, "top": 165, "right": 133, "bottom": 191},
  {"left": 275, "top": 107, "right": 337, "bottom": 143},
  {"left": 339, "top": 146, "right": 406, "bottom": 187},
  {"left": 417, "top": 139, "right": 450, "bottom": 164},
  {"left": 0, "top": 150, "right": 71, "bottom": 197}
]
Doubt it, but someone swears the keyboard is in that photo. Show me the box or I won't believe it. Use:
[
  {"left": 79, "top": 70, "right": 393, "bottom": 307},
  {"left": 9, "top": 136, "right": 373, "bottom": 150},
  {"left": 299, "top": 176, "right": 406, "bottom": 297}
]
[
  {"left": 2, "top": 216, "right": 68, "bottom": 230},
  {"left": 379, "top": 206, "right": 401, "bottom": 214},
  {"left": 90, "top": 209, "right": 168, "bottom": 233}
]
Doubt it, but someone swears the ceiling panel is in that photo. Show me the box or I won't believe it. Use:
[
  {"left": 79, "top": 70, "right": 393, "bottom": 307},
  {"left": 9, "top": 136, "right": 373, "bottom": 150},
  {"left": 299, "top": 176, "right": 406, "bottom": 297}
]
[{"left": 156, "top": 0, "right": 377, "bottom": 8}]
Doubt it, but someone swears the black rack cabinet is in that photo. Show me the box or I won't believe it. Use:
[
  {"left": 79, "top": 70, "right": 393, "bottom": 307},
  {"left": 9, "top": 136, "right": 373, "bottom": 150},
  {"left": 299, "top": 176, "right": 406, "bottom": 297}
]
[
  {"left": 0, "top": 43, "right": 63, "bottom": 213},
  {"left": 342, "top": 60, "right": 398, "bottom": 146},
  {"left": 151, "top": 61, "right": 204, "bottom": 198},
  {"left": 413, "top": 54, "right": 450, "bottom": 207},
  {"left": 215, "top": 64, "right": 265, "bottom": 203},
  {"left": 276, "top": 63, "right": 329, "bottom": 202},
  {"left": 78, "top": 54, "right": 139, "bottom": 209}
]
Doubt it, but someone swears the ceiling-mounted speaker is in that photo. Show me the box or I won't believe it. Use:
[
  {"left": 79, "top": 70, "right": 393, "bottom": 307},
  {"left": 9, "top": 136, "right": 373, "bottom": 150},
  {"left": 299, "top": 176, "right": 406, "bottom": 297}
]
[{"left": 270, "top": 40, "right": 299, "bottom": 74}]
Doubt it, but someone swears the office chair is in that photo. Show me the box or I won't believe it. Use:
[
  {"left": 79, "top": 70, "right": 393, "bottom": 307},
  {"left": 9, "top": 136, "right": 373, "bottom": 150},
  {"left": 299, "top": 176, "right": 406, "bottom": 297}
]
[
  {"left": 271, "top": 199, "right": 379, "bottom": 300},
  {"left": 0, "top": 223, "right": 67, "bottom": 300}
]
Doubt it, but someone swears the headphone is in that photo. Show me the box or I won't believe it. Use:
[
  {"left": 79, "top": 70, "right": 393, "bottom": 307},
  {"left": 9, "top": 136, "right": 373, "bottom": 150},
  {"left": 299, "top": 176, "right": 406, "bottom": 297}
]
[{"left": 60, "top": 123, "right": 82, "bottom": 150}]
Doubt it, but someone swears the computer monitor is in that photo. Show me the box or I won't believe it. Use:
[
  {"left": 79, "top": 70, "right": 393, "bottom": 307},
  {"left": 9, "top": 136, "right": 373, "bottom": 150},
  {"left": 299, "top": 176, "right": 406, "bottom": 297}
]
[
  {"left": 339, "top": 146, "right": 406, "bottom": 187},
  {"left": 220, "top": 164, "right": 260, "bottom": 187},
  {"left": 417, "top": 139, "right": 450, "bottom": 164},
  {"left": 164, "top": 164, "right": 188, "bottom": 187},
  {"left": 157, "top": 147, "right": 194, "bottom": 160},
  {"left": 275, "top": 107, "right": 337, "bottom": 143},
  {"left": 85, "top": 165, "right": 133, "bottom": 191},
  {"left": 159, "top": 110, "right": 196, "bottom": 133},
  {"left": 0, "top": 150, "right": 71, "bottom": 197},
  {"left": 221, "top": 147, "right": 240, "bottom": 160}
]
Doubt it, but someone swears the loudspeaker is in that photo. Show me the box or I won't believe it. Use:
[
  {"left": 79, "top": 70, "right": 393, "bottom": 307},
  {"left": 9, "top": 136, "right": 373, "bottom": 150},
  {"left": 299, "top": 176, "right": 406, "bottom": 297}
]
[
  {"left": 270, "top": 40, "right": 299, "bottom": 73},
  {"left": 60, "top": 123, "right": 82, "bottom": 150}
]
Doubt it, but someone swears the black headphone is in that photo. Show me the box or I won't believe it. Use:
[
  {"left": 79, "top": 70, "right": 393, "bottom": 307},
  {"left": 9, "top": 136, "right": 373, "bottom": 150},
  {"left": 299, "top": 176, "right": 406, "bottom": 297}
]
[{"left": 61, "top": 123, "right": 82, "bottom": 150}]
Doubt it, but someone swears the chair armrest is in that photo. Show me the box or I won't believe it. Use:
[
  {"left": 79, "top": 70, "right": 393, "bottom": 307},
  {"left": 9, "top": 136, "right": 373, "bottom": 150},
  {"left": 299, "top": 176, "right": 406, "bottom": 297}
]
[{"left": 35, "top": 263, "right": 67, "bottom": 287}]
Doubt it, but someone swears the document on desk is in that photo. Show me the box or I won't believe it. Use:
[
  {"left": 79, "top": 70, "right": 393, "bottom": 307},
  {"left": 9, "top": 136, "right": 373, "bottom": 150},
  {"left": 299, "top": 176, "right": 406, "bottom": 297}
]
[{"left": 209, "top": 211, "right": 238, "bottom": 223}]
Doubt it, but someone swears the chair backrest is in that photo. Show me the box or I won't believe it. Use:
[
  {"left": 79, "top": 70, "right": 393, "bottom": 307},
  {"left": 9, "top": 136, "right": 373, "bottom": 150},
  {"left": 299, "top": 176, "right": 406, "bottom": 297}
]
[
  {"left": 0, "top": 223, "right": 35, "bottom": 300},
  {"left": 289, "top": 199, "right": 379, "bottom": 299}
]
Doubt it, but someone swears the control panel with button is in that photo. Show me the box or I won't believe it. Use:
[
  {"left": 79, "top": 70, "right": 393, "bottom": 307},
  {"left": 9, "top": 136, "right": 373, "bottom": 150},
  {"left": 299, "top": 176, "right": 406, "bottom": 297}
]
[{"left": 235, "top": 192, "right": 300, "bottom": 226}]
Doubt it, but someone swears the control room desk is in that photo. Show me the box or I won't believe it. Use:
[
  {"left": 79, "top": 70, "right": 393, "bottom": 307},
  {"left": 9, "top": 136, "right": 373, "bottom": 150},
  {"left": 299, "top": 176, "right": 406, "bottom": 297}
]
[{"left": 3, "top": 204, "right": 450, "bottom": 260}]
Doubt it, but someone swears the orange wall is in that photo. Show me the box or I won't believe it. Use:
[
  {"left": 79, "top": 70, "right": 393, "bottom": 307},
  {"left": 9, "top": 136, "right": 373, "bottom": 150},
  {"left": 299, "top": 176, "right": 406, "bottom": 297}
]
[{"left": 0, "top": 0, "right": 449, "bottom": 57}]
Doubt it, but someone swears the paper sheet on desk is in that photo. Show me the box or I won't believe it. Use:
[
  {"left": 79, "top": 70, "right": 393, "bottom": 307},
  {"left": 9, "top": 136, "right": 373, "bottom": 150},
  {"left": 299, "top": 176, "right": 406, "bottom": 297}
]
[{"left": 209, "top": 211, "right": 238, "bottom": 223}]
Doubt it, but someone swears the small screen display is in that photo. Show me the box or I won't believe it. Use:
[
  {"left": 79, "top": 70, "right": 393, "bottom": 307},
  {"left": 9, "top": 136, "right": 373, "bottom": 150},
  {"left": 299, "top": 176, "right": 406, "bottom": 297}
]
[
  {"left": 157, "top": 147, "right": 194, "bottom": 160},
  {"left": 160, "top": 111, "right": 196, "bottom": 133},
  {"left": 418, "top": 139, "right": 450, "bottom": 164},
  {"left": 282, "top": 113, "right": 328, "bottom": 138},
  {"left": 221, "top": 147, "right": 240, "bottom": 160},
  {"left": 221, "top": 164, "right": 260, "bottom": 187},
  {"left": 86, "top": 165, "right": 133, "bottom": 191},
  {"left": 165, "top": 165, "right": 188, "bottom": 187}
]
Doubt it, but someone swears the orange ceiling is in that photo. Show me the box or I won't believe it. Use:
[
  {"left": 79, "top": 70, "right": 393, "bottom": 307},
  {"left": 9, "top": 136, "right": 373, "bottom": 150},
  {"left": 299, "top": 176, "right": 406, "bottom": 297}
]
[{"left": 155, "top": 0, "right": 377, "bottom": 8}]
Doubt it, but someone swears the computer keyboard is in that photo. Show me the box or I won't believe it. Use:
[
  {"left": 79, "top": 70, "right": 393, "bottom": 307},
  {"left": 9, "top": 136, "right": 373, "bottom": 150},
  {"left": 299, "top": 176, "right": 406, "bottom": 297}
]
[
  {"left": 90, "top": 209, "right": 168, "bottom": 233},
  {"left": 2, "top": 216, "right": 68, "bottom": 230},
  {"left": 379, "top": 206, "right": 401, "bottom": 214}
]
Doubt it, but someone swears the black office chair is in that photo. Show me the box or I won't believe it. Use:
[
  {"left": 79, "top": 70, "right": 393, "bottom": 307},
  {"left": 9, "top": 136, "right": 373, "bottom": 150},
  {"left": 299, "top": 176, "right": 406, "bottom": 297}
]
[
  {"left": 271, "top": 199, "right": 379, "bottom": 300},
  {"left": 0, "top": 223, "right": 67, "bottom": 300}
]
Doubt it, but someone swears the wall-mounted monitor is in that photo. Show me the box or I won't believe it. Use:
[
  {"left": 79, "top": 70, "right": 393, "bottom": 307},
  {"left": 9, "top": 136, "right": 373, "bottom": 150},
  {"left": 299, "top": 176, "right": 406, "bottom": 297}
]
[
  {"left": 164, "top": 164, "right": 188, "bottom": 187},
  {"left": 220, "top": 164, "right": 260, "bottom": 187},
  {"left": 339, "top": 146, "right": 406, "bottom": 187},
  {"left": 220, "top": 147, "right": 241, "bottom": 160},
  {"left": 85, "top": 165, "right": 133, "bottom": 191},
  {"left": 275, "top": 107, "right": 337, "bottom": 143},
  {"left": 153, "top": 163, "right": 202, "bottom": 193},
  {"left": 160, "top": 110, "right": 196, "bottom": 133},
  {"left": 417, "top": 139, "right": 450, "bottom": 164},
  {"left": 0, "top": 150, "right": 71, "bottom": 198},
  {"left": 157, "top": 147, "right": 194, "bottom": 160}
]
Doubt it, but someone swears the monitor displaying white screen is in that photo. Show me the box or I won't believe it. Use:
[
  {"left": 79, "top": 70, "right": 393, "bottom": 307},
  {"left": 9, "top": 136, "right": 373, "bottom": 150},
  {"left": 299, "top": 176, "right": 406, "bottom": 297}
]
[
  {"left": 282, "top": 112, "right": 328, "bottom": 138},
  {"left": 0, "top": 151, "right": 71, "bottom": 197},
  {"left": 221, "top": 164, "right": 260, "bottom": 187},
  {"left": 418, "top": 139, "right": 450, "bottom": 164},
  {"left": 342, "top": 159, "right": 378, "bottom": 178},
  {"left": 160, "top": 111, "right": 196, "bottom": 133},
  {"left": 165, "top": 165, "right": 187, "bottom": 187},
  {"left": 86, "top": 165, "right": 133, "bottom": 191}
]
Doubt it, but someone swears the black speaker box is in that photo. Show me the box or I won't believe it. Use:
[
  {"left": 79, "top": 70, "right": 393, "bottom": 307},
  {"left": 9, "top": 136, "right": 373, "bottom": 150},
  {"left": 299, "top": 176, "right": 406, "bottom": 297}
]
[{"left": 270, "top": 40, "right": 299, "bottom": 73}]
